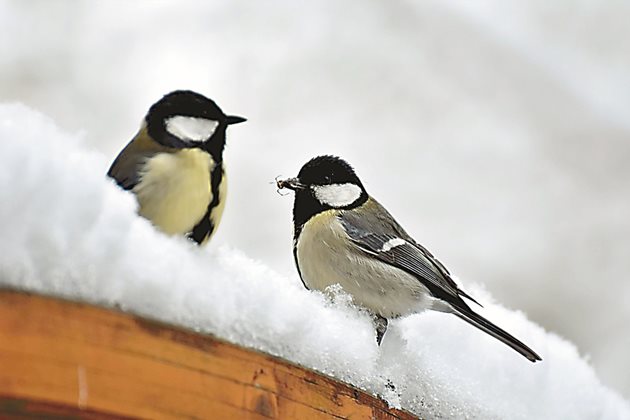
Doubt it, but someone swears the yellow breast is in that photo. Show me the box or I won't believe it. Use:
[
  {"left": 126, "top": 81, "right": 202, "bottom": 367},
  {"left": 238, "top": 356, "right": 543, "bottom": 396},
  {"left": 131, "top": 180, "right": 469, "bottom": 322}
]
[{"left": 133, "top": 149, "right": 214, "bottom": 235}]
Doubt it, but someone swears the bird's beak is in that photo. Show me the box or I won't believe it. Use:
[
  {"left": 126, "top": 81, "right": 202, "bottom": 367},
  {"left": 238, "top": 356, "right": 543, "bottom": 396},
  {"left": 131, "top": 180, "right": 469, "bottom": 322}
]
[
  {"left": 277, "top": 177, "right": 306, "bottom": 191},
  {"left": 226, "top": 115, "right": 247, "bottom": 125}
]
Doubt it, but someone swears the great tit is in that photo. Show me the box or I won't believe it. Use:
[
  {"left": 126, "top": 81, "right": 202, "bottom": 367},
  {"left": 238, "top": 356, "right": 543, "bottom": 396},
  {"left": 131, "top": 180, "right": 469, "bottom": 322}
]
[
  {"left": 278, "top": 155, "right": 541, "bottom": 362},
  {"left": 108, "top": 90, "right": 245, "bottom": 245}
]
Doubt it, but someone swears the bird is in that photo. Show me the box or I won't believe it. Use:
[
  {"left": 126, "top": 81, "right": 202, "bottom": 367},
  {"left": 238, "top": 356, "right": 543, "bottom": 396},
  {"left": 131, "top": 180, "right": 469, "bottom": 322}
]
[
  {"left": 108, "top": 90, "right": 245, "bottom": 245},
  {"left": 277, "top": 155, "right": 541, "bottom": 362}
]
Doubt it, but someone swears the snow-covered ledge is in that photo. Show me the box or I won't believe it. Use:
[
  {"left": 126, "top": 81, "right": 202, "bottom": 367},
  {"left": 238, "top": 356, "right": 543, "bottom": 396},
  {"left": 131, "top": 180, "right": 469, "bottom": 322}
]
[
  {"left": 0, "top": 290, "right": 414, "bottom": 419},
  {"left": 0, "top": 104, "right": 628, "bottom": 419}
]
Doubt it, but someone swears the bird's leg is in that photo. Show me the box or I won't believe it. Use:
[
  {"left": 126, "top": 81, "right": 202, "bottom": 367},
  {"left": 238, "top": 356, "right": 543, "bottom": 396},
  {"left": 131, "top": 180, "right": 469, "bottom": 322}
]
[{"left": 374, "top": 315, "right": 388, "bottom": 346}]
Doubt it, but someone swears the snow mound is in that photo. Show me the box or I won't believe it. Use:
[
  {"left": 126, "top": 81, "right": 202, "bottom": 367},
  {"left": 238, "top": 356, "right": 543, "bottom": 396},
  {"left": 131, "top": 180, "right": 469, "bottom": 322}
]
[{"left": 0, "top": 103, "right": 628, "bottom": 419}]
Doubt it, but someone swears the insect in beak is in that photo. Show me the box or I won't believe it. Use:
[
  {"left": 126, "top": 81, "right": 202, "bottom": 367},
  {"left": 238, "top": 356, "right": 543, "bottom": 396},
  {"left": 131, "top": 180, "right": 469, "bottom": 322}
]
[{"left": 277, "top": 177, "right": 306, "bottom": 191}]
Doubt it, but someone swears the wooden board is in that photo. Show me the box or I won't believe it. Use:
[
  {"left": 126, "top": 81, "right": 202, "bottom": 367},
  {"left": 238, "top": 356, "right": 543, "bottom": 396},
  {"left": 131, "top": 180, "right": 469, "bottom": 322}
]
[{"left": 0, "top": 290, "right": 415, "bottom": 419}]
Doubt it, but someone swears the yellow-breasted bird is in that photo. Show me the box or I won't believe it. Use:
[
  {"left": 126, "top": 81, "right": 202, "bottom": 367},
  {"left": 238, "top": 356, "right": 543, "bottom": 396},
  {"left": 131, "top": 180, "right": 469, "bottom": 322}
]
[
  {"left": 108, "top": 90, "right": 245, "bottom": 244},
  {"left": 278, "top": 155, "right": 541, "bottom": 362}
]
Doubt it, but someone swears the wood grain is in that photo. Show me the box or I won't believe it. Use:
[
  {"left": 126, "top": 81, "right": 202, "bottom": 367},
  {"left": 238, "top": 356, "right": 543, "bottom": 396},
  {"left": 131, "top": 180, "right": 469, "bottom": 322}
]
[{"left": 0, "top": 290, "right": 416, "bottom": 419}]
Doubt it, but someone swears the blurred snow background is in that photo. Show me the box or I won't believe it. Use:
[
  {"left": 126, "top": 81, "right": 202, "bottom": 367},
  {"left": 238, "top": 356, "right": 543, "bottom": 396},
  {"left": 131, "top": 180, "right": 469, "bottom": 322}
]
[
  {"left": 1, "top": 0, "right": 629, "bottom": 404},
  {"left": 0, "top": 103, "right": 628, "bottom": 419}
]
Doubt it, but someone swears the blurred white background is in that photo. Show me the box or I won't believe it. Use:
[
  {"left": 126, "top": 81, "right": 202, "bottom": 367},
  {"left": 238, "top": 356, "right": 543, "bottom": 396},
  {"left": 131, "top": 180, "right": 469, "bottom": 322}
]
[{"left": 1, "top": 0, "right": 629, "bottom": 399}]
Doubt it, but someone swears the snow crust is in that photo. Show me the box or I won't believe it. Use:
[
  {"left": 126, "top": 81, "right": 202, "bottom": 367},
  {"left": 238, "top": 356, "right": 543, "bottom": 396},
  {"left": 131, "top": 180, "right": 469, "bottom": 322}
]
[{"left": 0, "top": 104, "right": 628, "bottom": 419}]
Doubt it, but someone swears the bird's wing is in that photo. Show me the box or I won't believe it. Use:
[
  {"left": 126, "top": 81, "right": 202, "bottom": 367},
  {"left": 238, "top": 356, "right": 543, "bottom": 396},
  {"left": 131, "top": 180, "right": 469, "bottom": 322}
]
[
  {"left": 340, "top": 198, "right": 541, "bottom": 362},
  {"left": 339, "top": 198, "right": 479, "bottom": 306},
  {"left": 107, "top": 130, "right": 169, "bottom": 190}
]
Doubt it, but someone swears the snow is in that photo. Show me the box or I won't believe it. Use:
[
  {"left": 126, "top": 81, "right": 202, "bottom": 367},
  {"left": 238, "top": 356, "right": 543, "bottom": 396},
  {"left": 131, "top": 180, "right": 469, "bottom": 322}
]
[
  {"left": 3, "top": 1, "right": 630, "bottom": 400},
  {"left": 0, "top": 104, "right": 628, "bottom": 419}
]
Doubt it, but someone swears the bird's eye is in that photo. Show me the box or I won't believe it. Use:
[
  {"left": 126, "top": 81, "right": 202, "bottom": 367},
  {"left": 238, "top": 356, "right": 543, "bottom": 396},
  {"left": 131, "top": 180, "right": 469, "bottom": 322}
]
[{"left": 324, "top": 176, "right": 332, "bottom": 184}]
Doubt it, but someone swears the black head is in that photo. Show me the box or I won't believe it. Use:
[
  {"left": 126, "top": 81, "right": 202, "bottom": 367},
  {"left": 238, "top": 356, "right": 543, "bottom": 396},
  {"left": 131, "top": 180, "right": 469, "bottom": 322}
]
[
  {"left": 278, "top": 155, "right": 368, "bottom": 231},
  {"left": 145, "top": 90, "right": 246, "bottom": 161}
]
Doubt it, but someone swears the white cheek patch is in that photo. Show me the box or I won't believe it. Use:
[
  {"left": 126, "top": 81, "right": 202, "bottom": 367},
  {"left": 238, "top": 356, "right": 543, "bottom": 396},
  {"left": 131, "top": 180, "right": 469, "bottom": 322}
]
[
  {"left": 380, "top": 238, "right": 406, "bottom": 252},
  {"left": 312, "top": 183, "right": 363, "bottom": 207},
  {"left": 165, "top": 116, "right": 219, "bottom": 142}
]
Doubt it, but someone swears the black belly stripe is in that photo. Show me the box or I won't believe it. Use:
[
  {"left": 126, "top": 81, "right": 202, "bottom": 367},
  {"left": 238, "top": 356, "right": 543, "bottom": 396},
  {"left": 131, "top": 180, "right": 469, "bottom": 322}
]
[{"left": 188, "top": 163, "right": 224, "bottom": 245}]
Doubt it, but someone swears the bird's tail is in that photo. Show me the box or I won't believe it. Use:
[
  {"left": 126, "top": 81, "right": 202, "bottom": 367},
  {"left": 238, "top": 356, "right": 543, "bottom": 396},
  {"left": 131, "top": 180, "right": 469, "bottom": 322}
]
[{"left": 452, "top": 306, "right": 542, "bottom": 362}]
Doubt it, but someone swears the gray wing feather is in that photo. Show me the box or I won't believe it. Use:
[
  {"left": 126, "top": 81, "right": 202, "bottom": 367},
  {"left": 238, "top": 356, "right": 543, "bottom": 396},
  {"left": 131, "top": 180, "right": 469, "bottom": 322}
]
[
  {"left": 340, "top": 198, "right": 479, "bottom": 306},
  {"left": 107, "top": 130, "right": 170, "bottom": 190},
  {"left": 340, "top": 198, "right": 541, "bottom": 362},
  {"left": 108, "top": 146, "right": 142, "bottom": 190}
]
